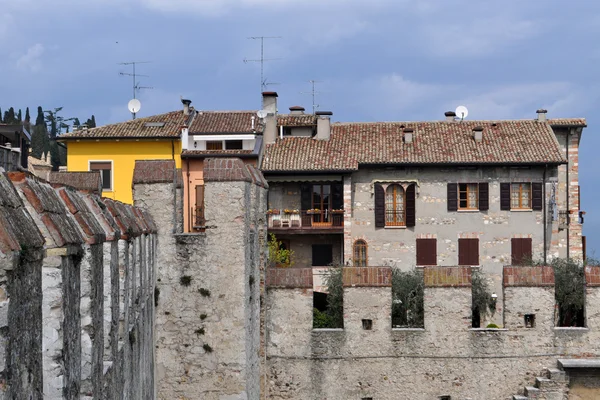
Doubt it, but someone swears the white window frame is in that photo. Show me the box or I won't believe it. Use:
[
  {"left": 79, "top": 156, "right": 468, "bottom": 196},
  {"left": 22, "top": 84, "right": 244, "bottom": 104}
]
[{"left": 89, "top": 160, "right": 114, "bottom": 192}]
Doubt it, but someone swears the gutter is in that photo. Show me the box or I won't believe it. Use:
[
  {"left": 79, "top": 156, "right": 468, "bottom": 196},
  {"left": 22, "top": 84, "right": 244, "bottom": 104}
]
[{"left": 543, "top": 165, "right": 547, "bottom": 264}]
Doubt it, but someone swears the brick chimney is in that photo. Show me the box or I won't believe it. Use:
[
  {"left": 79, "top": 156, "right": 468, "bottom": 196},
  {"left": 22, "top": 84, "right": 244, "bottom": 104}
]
[
  {"left": 182, "top": 98, "right": 192, "bottom": 116},
  {"left": 262, "top": 92, "right": 278, "bottom": 114},
  {"left": 289, "top": 106, "right": 305, "bottom": 115},
  {"left": 473, "top": 126, "right": 483, "bottom": 143},
  {"left": 445, "top": 111, "right": 456, "bottom": 122},
  {"left": 536, "top": 109, "right": 548, "bottom": 122},
  {"left": 316, "top": 111, "right": 332, "bottom": 141}
]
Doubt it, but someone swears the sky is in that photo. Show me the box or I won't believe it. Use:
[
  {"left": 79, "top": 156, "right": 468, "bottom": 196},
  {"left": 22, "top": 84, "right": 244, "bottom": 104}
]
[{"left": 2, "top": 0, "right": 599, "bottom": 253}]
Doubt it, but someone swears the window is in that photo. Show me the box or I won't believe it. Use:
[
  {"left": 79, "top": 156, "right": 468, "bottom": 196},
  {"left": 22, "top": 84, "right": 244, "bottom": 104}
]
[
  {"left": 416, "top": 238, "right": 437, "bottom": 266},
  {"left": 206, "top": 141, "right": 223, "bottom": 150},
  {"left": 312, "top": 244, "right": 333, "bottom": 267},
  {"left": 511, "top": 238, "right": 532, "bottom": 265},
  {"left": 385, "top": 184, "right": 405, "bottom": 226},
  {"left": 225, "top": 140, "right": 243, "bottom": 150},
  {"left": 511, "top": 183, "right": 531, "bottom": 209},
  {"left": 312, "top": 184, "right": 331, "bottom": 223},
  {"left": 459, "top": 183, "right": 478, "bottom": 210},
  {"left": 353, "top": 240, "right": 367, "bottom": 267},
  {"left": 89, "top": 161, "right": 112, "bottom": 191},
  {"left": 193, "top": 185, "right": 205, "bottom": 231},
  {"left": 458, "top": 238, "right": 479, "bottom": 266}
]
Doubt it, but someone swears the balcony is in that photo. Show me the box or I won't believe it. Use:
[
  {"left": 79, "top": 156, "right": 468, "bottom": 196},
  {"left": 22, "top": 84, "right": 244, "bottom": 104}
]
[
  {"left": 191, "top": 205, "right": 205, "bottom": 232},
  {"left": 267, "top": 209, "right": 344, "bottom": 234}
]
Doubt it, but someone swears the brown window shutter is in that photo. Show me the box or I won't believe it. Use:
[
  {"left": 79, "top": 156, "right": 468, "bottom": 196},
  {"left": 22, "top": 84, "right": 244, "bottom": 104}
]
[
  {"left": 511, "top": 238, "right": 532, "bottom": 265},
  {"left": 478, "top": 182, "right": 489, "bottom": 211},
  {"left": 374, "top": 183, "right": 385, "bottom": 228},
  {"left": 90, "top": 162, "right": 111, "bottom": 170},
  {"left": 458, "top": 239, "right": 467, "bottom": 266},
  {"left": 405, "top": 184, "right": 416, "bottom": 227},
  {"left": 470, "top": 239, "right": 479, "bottom": 265},
  {"left": 417, "top": 238, "right": 437, "bottom": 266},
  {"left": 459, "top": 238, "right": 478, "bottom": 265},
  {"left": 500, "top": 183, "right": 511, "bottom": 210},
  {"left": 531, "top": 182, "right": 543, "bottom": 211},
  {"left": 447, "top": 183, "right": 458, "bottom": 211}
]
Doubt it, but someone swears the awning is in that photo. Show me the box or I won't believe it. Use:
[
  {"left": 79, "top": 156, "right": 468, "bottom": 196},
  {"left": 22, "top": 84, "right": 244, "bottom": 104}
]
[{"left": 266, "top": 175, "right": 343, "bottom": 183}]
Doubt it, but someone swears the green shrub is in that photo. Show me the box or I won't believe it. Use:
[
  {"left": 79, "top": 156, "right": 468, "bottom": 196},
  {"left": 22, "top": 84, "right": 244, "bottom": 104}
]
[
  {"left": 312, "top": 267, "right": 343, "bottom": 329},
  {"left": 391, "top": 268, "right": 424, "bottom": 328},
  {"left": 486, "top": 323, "right": 500, "bottom": 329},
  {"left": 471, "top": 269, "right": 495, "bottom": 328}
]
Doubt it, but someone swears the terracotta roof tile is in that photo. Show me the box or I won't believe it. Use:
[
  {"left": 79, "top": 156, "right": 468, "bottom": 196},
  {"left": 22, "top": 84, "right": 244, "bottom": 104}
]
[
  {"left": 60, "top": 111, "right": 188, "bottom": 140},
  {"left": 547, "top": 118, "right": 587, "bottom": 127},
  {"left": 262, "top": 120, "right": 569, "bottom": 172},
  {"left": 189, "top": 111, "right": 260, "bottom": 134}
]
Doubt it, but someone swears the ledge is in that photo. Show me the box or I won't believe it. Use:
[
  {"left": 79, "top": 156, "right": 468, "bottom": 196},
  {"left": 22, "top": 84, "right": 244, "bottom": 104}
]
[
  {"left": 312, "top": 328, "right": 344, "bottom": 332},
  {"left": 392, "top": 328, "right": 425, "bottom": 332},
  {"left": 559, "top": 358, "right": 600, "bottom": 369},
  {"left": 470, "top": 328, "right": 508, "bottom": 332},
  {"left": 553, "top": 327, "right": 589, "bottom": 332}
]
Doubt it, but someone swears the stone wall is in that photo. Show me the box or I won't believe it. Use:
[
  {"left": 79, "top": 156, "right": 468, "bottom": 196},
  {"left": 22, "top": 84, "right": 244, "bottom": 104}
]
[
  {"left": 266, "top": 265, "right": 600, "bottom": 399},
  {"left": 139, "top": 158, "right": 268, "bottom": 400},
  {"left": 0, "top": 170, "right": 157, "bottom": 399}
]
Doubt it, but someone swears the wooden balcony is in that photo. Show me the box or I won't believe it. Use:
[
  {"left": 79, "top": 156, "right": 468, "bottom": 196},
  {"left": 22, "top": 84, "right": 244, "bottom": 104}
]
[{"left": 267, "top": 209, "right": 344, "bottom": 234}]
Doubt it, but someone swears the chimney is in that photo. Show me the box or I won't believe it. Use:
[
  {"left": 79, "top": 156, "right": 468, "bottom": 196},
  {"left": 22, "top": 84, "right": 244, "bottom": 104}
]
[
  {"left": 536, "top": 109, "right": 547, "bottom": 122},
  {"left": 473, "top": 126, "right": 484, "bottom": 143},
  {"left": 181, "top": 126, "right": 189, "bottom": 150},
  {"left": 182, "top": 98, "right": 192, "bottom": 116},
  {"left": 262, "top": 91, "right": 278, "bottom": 114},
  {"left": 403, "top": 128, "right": 414, "bottom": 144},
  {"left": 289, "top": 106, "right": 305, "bottom": 115},
  {"left": 315, "top": 111, "right": 332, "bottom": 141},
  {"left": 263, "top": 112, "right": 278, "bottom": 145},
  {"left": 445, "top": 111, "right": 456, "bottom": 122}
]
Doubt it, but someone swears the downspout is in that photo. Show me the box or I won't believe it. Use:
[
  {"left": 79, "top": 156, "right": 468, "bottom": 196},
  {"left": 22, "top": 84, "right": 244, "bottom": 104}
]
[
  {"left": 187, "top": 158, "right": 191, "bottom": 233},
  {"left": 543, "top": 165, "right": 547, "bottom": 265},
  {"left": 566, "top": 130, "right": 570, "bottom": 260},
  {"left": 172, "top": 140, "right": 177, "bottom": 234}
]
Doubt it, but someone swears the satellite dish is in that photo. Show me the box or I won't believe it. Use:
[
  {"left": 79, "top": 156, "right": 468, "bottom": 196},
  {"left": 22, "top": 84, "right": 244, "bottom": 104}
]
[
  {"left": 256, "top": 109, "right": 268, "bottom": 119},
  {"left": 128, "top": 99, "right": 141, "bottom": 114},
  {"left": 455, "top": 105, "right": 469, "bottom": 120}
]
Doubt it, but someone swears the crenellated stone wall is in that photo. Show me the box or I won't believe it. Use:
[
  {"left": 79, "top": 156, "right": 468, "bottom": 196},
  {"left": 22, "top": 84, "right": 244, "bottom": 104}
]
[{"left": 0, "top": 170, "right": 157, "bottom": 400}]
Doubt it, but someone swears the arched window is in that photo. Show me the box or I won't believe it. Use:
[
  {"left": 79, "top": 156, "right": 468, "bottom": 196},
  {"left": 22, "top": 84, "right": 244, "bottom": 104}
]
[
  {"left": 385, "top": 184, "right": 405, "bottom": 226},
  {"left": 353, "top": 239, "right": 368, "bottom": 267}
]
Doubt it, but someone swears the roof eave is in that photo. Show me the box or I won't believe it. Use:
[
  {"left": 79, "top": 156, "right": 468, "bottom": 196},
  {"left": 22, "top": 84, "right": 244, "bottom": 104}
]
[
  {"left": 58, "top": 135, "right": 180, "bottom": 141},
  {"left": 182, "top": 153, "right": 258, "bottom": 159}
]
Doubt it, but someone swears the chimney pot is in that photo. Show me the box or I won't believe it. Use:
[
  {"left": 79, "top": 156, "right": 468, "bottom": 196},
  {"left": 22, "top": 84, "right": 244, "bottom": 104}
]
[
  {"left": 262, "top": 92, "right": 278, "bottom": 114},
  {"left": 289, "top": 106, "right": 305, "bottom": 115},
  {"left": 445, "top": 111, "right": 456, "bottom": 122},
  {"left": 536, "top": 109, "right": 548, "bottom": 122},
  {"left": 315, "top": 111, "right": 333, "bottom": 116},
  {"left": 182, "top": 99, "right": 192, "bottom": 116}
]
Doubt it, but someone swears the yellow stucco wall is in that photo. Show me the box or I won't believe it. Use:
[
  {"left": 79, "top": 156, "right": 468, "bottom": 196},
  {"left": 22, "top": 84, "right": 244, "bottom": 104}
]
[{"left": 66, "top": 139, "right": 181, "bottom": 204}]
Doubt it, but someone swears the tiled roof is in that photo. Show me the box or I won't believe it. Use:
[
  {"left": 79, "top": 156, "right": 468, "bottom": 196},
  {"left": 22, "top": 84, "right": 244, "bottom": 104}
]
[
  {"left": 59, "top": 111, "right": 188, "bottom": 140},
  {"left": 261, "top": 120, "right": 569, "bottom": 172},
  {"left": 133, "top": 160, "right": 176, "bottom": 184},
  {"left": 189, "top": 111, "right": 261, "bottom": 134},
  {"left": 547, "top": 118, "right": 587, "bottom": 127},
  {"left": 277, "top": 114, "right": 317, "bottom": 127},
  {"left": 182, "top": 149, "right": 255, "bottom": 157}
]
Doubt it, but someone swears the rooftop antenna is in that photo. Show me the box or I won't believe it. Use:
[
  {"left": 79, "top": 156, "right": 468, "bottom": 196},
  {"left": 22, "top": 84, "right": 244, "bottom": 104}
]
[
  {"left": 300, "top": 80, "right": 323, "bottom": 114},
  {"left": 243, "top": 36, "right": 282, "bottom": 93},
  {"left": 455, "top": 105, "right": 469, "bottom": 122},
  {"left": 118, "top": 61, "right": 153, "bottom": 119}
]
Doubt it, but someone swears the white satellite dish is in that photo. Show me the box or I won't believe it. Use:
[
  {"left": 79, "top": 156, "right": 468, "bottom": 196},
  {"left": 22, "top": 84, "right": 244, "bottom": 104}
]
[
  {"left": 256, "top": 109, "right": 268, "bottom": 119},
  {"left": 128, "top": 99, "right": 141, "bottom": 114},
  {"left": 455, "top": 105, "right": 469, "bottom": 120}
]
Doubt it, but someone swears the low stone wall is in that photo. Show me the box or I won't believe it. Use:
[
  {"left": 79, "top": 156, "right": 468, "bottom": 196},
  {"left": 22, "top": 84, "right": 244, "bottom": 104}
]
[
  {"left": 266, "top": 265, "right": 600, "bottom": 399},
  {"left": 0, "top": 171, "right": 157, "bottom": 400}
]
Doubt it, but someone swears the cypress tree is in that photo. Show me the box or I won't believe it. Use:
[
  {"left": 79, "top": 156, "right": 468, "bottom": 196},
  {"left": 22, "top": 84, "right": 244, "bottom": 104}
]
[
  {"left": 25, "top": 107, "right": 30, "bottom": 123},
  {"left": 0, "top": 108, "right": 3, "bottom": 123},
  {"left": 17, "top": 109, "right": 22, "bottom": 122},
  {"left": 35, "top": 106, "right": 44, "bottom": 126}
]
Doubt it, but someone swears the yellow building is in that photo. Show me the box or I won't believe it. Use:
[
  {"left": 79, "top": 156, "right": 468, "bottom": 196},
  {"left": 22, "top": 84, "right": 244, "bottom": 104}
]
[{"left": 60, "top": 110, "right": 189, "bottom": 204}]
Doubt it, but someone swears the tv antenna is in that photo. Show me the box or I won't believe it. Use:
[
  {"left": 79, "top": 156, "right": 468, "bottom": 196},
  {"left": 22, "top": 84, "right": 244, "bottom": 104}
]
[
  {"left": 455, "top": 105, "right": 469, "bottom": 121},
  {"left": 244, "top": 36, "right": 282, "bottom": 93},
  {"left": 301, "top": 80, "right": 323, "bottom": 114},
  {"left": 118, "top": 61, "right": 153, "bottom": 119}
]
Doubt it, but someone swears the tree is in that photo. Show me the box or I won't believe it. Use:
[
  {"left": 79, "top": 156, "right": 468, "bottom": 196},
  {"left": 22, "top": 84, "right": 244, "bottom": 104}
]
[
  {"left": 0, "top": 108, "right": 3, "bottom": 123},
  {"left": 3, "top": 107, "right": 16, "bottom": 124},
  {"left": 392, "top": 268, "right": 424, "bottom": 328},
  {"left": 267, "top": 234, "right": 294, "bottom": 267},
  {"left": 313, "top": 267, "right": 343, "bottom": 329},
  {"left": 84, "top": 115, "right": 96, "bottom": 128},
  {"left": 35, "top": 106, "right": 44, "bottom": 126},
  {"left": 72, "top": 117, "right": 81, "bottom": 128},
  {"left": 30, "top": 124, "right": 50, "bottom": 159},
  {"left": 471, "top": 269, "right": 496, "bottom": 328},
  {"left": 25, "top": 107, "right": 30, "bottom": 123},
  {"left": 17, "top": 109, "right": 22, "bottom": 122}
]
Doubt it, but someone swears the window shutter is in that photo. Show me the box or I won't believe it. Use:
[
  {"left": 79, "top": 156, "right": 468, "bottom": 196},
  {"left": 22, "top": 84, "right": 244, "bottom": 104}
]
[
  {"left": 458, "top": 239, "right": 467, "bottom": 266},
  {"left": 511, "top": 238, "right": 532, "bottom": 265},
  {"left": 500, "top": 183, "right": 511, "bottom": 210},
  {"left": 531, "top": 182, "right": 543, "bottom": 211},
  {"left": 459, "top": 238, "right": 479, "bottom": 265},
  {"left": 374, "top": 183, "right": 385, "bottom": 228},
  {"left": 405, "top": 184, "right": 416, "bottom": 227},
  {"left": 478, "top": 182, "right": 489, "bottom": 211},
  {"left": 470, "top": 239, "right": 479, "bottom": 265},
  {"left": 417, "top": 238, "right": 436, "bottom": 266},
  {"left": 332, "top": 183, "right": 343, "bottom": 210},
  {"left": 447, "top": 183, "right": 458, "bottom": 211},
  {"left": 300, "top": 184, "right": 312, "bottom": 211}
]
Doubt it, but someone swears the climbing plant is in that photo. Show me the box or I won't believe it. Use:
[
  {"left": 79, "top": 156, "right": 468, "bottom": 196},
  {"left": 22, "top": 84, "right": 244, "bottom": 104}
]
[
  {"left": 267, "top": 233, "right": 294, "bottom": 267},
  {"left": 313, "top": 267, "right": 343, "bottom": 329},
  {"left": 471, "top": 269, "right": 495, "bottom": 328}
]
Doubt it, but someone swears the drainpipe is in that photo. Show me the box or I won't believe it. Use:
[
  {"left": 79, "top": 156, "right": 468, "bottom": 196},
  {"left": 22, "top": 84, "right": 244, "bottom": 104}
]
[
  {"left": 186, "top": 158, "right": 191, "bottom": 233},
  {"left": 566, "top": 130, "right": 570, "bottom": 260},
  {"left": 172, "top": 140, "right": 177, "bottom": 234},
  {"left": 543, "top": 165, "right": 547, "bottom": 265}
]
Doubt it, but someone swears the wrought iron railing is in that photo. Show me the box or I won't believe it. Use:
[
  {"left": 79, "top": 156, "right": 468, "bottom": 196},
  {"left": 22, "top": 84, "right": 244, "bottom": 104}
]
[
  {"left": 192, "top": 206, "right": 205, "bottom": 230},
  {"left": 267, "top": 210, "right": 344, "bottom": 229},
  {"left": 385, "top": 209, "right": 406, "bottom": 227}
]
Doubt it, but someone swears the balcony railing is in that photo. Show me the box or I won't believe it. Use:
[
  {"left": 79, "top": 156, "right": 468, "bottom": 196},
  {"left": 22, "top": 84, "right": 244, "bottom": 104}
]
[
  {"left": 192, "top": 206, "right": 205, "bottom": 231},
  {"left": 267, "top": 209, "right": 344, "bottom": 230}
]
